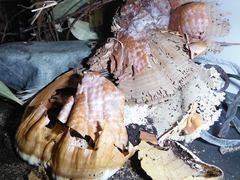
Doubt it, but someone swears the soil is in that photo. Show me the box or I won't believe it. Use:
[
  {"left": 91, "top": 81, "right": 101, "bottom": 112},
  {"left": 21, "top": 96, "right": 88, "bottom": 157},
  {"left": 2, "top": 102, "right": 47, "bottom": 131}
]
[{"left": 0, "top": 100, "right": 240, "bottom": 180}]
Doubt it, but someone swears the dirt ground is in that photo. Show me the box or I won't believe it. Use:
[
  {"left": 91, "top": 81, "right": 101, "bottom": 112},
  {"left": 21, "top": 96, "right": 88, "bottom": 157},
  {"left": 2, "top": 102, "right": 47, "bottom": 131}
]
[{"left": 0, "top": 100, "right": 240, "bottom": 180}]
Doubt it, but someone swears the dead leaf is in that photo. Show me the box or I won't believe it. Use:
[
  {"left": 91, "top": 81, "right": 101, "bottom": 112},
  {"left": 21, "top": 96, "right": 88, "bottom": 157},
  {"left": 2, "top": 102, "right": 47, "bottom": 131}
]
[
  {"left": 140, "top": 131, "right": 158, "bottom": 145},
  {"left": 138, "top": 140, "right": 223, "bottom": 180},
  {"left": 183, "top": 112, "right": 202, "bottom": 135},
  {"left": 68, "top": 18, "right": 98, "bottom": 41}
]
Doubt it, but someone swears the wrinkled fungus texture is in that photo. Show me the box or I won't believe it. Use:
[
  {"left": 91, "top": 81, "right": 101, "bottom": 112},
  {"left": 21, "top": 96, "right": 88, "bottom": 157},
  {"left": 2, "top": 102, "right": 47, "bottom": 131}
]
[
  {"left": 124, "top": 66, "right": 224, "bottom": 142},
  {"left": 16, "top": 71, "right": 131, "bottom": 179},
  {"left": 15, "top": 0, "right": 230, "bottom": 179},
  {"left": 89, "top": 0, "right": 229, "bottom": 81},
  {"left": 169, "top": 2, "right": 209, "bottom": 42}
]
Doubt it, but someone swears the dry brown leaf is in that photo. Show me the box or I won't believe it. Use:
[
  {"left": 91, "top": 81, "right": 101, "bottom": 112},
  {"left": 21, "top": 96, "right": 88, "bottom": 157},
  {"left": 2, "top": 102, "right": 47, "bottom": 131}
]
[
  {"left": 140, "top": 131, "right": 158, "bottom": 145},
  {"left": 138, "top": 140, "right": 223, "bottom": 180},
  {"left": 158, "top": 102, "right": 201, "bottom": 145},
  {"left": 186, "top": 41, "right": 208, "bottom": 59},
  {"left": 183, "top": 112, "right": 202, "bottom": 135}
]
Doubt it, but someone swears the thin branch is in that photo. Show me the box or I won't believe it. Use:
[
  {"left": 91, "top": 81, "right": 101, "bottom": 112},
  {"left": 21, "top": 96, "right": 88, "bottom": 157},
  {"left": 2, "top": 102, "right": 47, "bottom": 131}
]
[
  {"left": 48, "top": 21, "right": 56, "bottom": 41},
  {"left": 218, "top": 42, "right": 240, "bottom": 46},
  {"left": 1, "top": 16, "right": 8, "bottom": 43},
  {"left": 31, "top": 1, "right": 57, "bottom": 12},
  {"left": 218, "top": 90, "right": 240, "bottom": 137},
  {"left": 31, "top": 1, "right": 58, "bottom": 25},
  {"left": 227, "top": 73, "right": 240, "bottom": 81}
]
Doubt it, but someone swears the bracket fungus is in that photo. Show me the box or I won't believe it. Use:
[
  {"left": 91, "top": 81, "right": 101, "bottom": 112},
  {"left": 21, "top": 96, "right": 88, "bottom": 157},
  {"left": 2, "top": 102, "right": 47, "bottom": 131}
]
[
  {"left": 16, "top": 70, "right": 133, "bottom": 179},
  {"left": 15, "top": 0, "right": 233, "bottom": 179},
  {"left": 123, "top": 65, "right": 224, "bottom": 144},
  {"left": 117, "top": 30, "right": 199, "bottom": 104},
  {"left": 88, "top": 1, "right": 227, "bottom": 145},
  {"left": 112, "top": 0, "right": 230, "bottom": 58}
]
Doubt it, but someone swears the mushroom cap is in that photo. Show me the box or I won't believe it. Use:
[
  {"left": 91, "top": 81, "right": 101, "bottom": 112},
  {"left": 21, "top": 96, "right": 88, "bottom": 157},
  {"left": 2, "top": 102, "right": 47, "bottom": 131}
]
[
  {"left": 169, "top": 2, "right": 209, "bottom": 42},
  {"left": 113, "top": 0, "right": 229, "bottom": 54},
  {"left": 116, "top": 0, "right": 171, "bottom": 36},
  {"left": 118, "top": 30, "right": 199, "bottom": 104},
  {"left": 16, "top": 70, "right": 132, "bottom": 179},
  {"left": 168, "top": 1, "right": 230, "bottom": 52}
]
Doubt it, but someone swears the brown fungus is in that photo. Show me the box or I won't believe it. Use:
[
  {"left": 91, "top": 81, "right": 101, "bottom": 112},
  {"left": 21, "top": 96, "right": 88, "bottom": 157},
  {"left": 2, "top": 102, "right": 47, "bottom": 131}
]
[{"left": 16, "top": 70, "right": 133, "bottom": 179}]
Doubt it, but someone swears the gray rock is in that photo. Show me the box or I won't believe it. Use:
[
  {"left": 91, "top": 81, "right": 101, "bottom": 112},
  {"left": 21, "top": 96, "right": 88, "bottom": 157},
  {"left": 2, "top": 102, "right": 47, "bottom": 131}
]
[{"left": 0, "top": 41, "right": 91, "bottom": 91}]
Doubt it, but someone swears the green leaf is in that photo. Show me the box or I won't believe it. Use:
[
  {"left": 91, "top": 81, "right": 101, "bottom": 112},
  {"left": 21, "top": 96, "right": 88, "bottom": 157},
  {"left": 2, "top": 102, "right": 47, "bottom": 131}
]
[
  {"left": 53, "top": 0, "right": 89, "bottom": 20},
  {"left": 0, "top": 81, "right": 23, "bottom": 105},
  {"left": 68, "top": 18, "right": 98, "bottom": 41}
]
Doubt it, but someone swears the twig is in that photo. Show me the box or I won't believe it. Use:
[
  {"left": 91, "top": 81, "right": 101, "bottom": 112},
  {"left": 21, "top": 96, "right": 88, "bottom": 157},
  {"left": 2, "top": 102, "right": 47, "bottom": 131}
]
[
  {"left": 232, "top": 117, "right": 240, "bottom": 134},
  {"left": 0, "top": 32, "right": 18, "bottom": 36},
  {"left": 53, "top": 21, "right": 60, "bottom": 41},
  {"left": 31, "top": 1, "right": 58, "bottom": 25},
  {"left": 218, "top": 42, "right": 240, "bottom": 46},
  {"left": 18, "top": 0, "right": 114, "bottom": 41},
  {"left": 31, "top": 1, "right": 57, "bottom": 12},
  {"left": 48, "top": 21, "right": 56, "bottom": 40},
  {"left": 200, "top": 130, "right": 240, "bottom": 154},
  {"left": 48, "top": 10, "right": 59, "bottom": 41},
  {"left": 227, "top": 73, "right": 240, "bottom": 81},
  {"left": 31, "top": 10, "right": 42, "bottom": 25},
  {"left": 1, "top": 15, "right": 8, "bottom": 43},
  {"left": 218, "top": 90, "right": 240, "bottom": 137}
]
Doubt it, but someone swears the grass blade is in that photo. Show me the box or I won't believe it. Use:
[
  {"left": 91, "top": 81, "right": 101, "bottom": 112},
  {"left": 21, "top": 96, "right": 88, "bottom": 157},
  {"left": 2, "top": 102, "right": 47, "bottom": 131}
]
[{"left": 0, "top": 81, "right": 23, "bottom": 105}]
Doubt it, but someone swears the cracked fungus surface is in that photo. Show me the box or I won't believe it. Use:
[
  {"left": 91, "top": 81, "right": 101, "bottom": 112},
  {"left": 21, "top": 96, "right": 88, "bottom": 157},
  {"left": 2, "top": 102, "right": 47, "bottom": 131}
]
[{"left": 16, "top": 71, "right": 133, "bottom": 180}]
